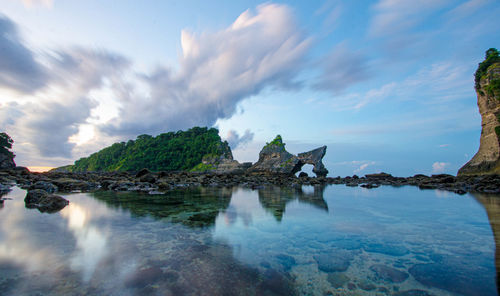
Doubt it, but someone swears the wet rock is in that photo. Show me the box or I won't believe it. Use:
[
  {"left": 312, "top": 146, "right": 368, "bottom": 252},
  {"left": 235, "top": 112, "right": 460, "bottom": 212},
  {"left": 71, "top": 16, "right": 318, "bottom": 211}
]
[
  {"left": 0, "top": 183, "right": 12, "bottom": 193},
  {"left": 360, "top": 183, "right": 380, "bottom": 189},
  {"left": 29, "top": 181, "right": 58, "bottom": 193},
  {"left": 139, "top": 173, "right": 156, "bottom": 183},
  {"left": 314, "top": 250, "right": 353, "bottom": 272},
  {"left": 298, "top": 172, "right": 308, "bottom": 178},
  {"left": 370, "top": 264, "right": 408, "bottom": 283},
  {"left": 24, "top": 189, "right": 69, "bottom": 213},
  {"left": 327, "top": 273, "right": 349, "bottom": 288},
  {"left": 51, "top": 178, "right": 96, "bottom": 192},
  {"left": 135, "top": 168, "right": 151, "bottom": 178}
]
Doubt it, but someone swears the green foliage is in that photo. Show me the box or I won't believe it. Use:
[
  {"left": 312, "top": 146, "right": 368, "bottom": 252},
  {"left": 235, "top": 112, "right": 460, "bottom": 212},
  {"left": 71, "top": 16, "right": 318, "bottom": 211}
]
[
  {"left": 265, "top": 135, "right": 285, "bottom": 149},
  {"left": 485, "top": 79, "right": 500, "bottom": 97},
  {"left": 0, "top": 132, "right": 14, "bottom": 158},
  {"left": 475, "top": 48, "right": 500, "bottom": 91},
  {"left": 190, "top": 163, "right": 216, "bottom": 172},
  {"left": 496, "top": 113, "right": 500, "bottom": 138},
  {"left": 68, "top": 127, "right": 228, "bottom": 172}
]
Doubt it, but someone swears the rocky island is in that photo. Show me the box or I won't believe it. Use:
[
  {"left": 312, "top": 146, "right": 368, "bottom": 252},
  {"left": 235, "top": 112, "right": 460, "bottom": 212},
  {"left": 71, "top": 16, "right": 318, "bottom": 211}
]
[{"left": 459, "top": 48, "right": 500, "bottom": 175}]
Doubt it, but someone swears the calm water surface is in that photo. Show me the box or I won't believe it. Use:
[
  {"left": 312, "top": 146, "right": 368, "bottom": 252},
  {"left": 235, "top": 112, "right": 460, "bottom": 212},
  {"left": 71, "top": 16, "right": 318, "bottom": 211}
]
[{"left": 0, "top": 185, "right": 498, "bottom": 295}]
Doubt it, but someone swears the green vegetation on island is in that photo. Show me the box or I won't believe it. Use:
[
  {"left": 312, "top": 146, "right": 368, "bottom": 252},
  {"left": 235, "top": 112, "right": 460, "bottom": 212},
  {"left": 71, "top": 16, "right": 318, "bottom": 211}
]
[
  {"left": 66, "top": 127, "right": 231, "bottom": 172},
  {"left": 264, "top": 135, "right": 285, "bottom": 149},
  {"left": 475, "top": 48, "right": 500, "bottom": 96},
  {"left": 0, "top": 133, "right": 14, "bottom": 159}
]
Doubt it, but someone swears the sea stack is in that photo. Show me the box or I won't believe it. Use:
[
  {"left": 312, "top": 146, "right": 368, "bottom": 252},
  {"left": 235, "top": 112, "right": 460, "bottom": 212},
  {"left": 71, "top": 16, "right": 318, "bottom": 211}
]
[{"left": 459, "top": 49, "right": 500, "bottom": 176}]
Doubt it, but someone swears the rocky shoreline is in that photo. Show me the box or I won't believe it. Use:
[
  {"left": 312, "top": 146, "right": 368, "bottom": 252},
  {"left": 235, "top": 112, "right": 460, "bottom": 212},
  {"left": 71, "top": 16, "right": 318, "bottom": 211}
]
[{"left": 1, "top": 168, "right": 499, "bottom": 197}]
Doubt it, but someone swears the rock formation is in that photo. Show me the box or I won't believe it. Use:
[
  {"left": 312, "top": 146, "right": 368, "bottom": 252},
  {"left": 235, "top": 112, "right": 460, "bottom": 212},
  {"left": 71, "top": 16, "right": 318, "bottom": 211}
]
[
  {"left": 249, "top": 135, "right": 329, "bottom": 177},
  {"left": 195, "top": 141, "right": 252, "bottom": 174},
  {"left": 0, "top": 153, "right": 15, "bottom": 170},
  {"left": 24, "top": 189, "right": 69, "bottom": 213},
  {"left": 459, "top": 49, "right": 500, "bottom": 175}
]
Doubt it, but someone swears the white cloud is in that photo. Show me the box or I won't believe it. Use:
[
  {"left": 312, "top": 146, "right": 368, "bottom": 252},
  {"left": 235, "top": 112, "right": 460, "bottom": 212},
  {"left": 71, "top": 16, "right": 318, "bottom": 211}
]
[
  {"left": 370, "top": 0, "right": 451, "bottom": 37},
  {"left": 447, "top": 0, "right": 492, "bottom": 20},
  {"left": 314, "top": 43, "right": 370, "bottom": 94},
  {"left": 102, "top": 3, "right": 311, "bottom": 138},
  {"left": 432, "top": 161, "right": 450, "bottom": 173},
  {"left": 225, "top": 129, "right": 254, "bottom": 149},
  {"left": 21, "top": 0, "right": 54, "bottom": 8}
]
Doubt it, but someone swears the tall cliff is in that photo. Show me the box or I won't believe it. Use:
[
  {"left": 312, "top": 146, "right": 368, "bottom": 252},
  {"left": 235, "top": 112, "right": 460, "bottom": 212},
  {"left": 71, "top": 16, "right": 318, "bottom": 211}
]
[{"left": 458, "top": 49, "right": 500, "bottom": 176}]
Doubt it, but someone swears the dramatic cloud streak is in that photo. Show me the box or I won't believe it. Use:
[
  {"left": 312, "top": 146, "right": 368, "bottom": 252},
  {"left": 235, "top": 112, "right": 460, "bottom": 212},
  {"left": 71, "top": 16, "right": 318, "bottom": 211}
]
[
  {"left": 225, "top": 129, "right": 254, "bottom": 149},
  {"left": 0, "top": 14, "right": 47, "bottom": 93},
  {"left": 102, "top": 3, "right": 311, "bottom": 137}
]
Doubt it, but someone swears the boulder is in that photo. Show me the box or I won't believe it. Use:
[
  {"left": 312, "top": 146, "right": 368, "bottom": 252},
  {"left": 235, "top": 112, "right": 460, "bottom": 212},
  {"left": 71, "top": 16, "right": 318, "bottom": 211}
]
[
  {"left": 249, "top": 135, "right": 329, "bottom": 177},
  {"left": 24, "top": 189, "right": 69, "bottom": 213},
  {"left": 29, "top": 181, "right": 58, "bottom": 193},
  {"left": 459, "top": 49, "right": 500, "bottom": 175}
]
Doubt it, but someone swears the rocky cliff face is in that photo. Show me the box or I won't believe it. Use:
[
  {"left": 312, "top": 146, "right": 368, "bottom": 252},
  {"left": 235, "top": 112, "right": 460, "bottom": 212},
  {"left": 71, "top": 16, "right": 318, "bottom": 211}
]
[
  {"left": 0, "top": 153, "right": 15, "bottom": 170},
  {"left": 249, "top": 135, "right": 329, "bottom": 177},
  {"left": 459, "top": 50, "right": 500, "bottom": 176}
]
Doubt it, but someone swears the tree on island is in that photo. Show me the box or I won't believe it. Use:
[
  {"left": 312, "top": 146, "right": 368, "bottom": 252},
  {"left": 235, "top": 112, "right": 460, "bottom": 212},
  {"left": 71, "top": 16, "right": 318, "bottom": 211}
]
[
  {"left": 0, "top": 132, "right": 14, "bottom": 158},
  {"left": 475, "top": 48, "right": 500, "bottom": 92}
]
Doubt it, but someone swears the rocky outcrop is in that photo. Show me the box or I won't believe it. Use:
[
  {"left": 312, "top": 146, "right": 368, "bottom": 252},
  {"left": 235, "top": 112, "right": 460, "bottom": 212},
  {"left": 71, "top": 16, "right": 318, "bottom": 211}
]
[
  {"left": 24, "top": 189, "right": 69, "bottom": 213},
  {"left": 193, "top": 142, "right": 252, "bottom": 174},
  {"left": 297, "top": 146, "right": 328, "bottom": 177},
  {"left": 0, "top": 153, "right": 15, "bottom": 170},
  {"left": 459, "top": 49, "right": 500, "bottom": 175},
  {"left": 249, "top": 135, "right": 329, "bottom": 177}
]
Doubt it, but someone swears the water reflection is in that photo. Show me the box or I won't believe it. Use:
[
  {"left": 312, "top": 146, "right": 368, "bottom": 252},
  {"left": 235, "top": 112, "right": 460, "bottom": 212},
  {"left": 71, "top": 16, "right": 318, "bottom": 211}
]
[
  {"left": 0, "top": 185, "right": 498, "bottom": 295},
  {"left": 472, "top": 192, "right": 500, "bottom": 294},
  {"left": 258, "top": 185, "right": 328, "bottom": 221},
  {"left": 60, "top": 203, "right": 108, "bottom": 282}
]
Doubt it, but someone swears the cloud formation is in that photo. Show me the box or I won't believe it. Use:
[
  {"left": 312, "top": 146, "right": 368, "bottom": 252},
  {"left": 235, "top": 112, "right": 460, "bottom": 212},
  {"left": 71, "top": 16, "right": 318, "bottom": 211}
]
[
  {"left": 0, "top": 14, "right": 47, "bottom": 93},
  {"left": 225, "top": 129, "right": 254, "bottom": 149},
  {"left": 102, "top": 3, "right": 311, "bottom": 138},
  {"left": 432, "top": 161, "right": 449, "bottom": 173},
  {"left": 314, "top": 44, "right": 370, "bottom": 93},
  {"left": 0, "top": 14, "right": 130, "bottom": 161},
  {"left": 370, "top": 0, "right": 450, "bottom": 37}
]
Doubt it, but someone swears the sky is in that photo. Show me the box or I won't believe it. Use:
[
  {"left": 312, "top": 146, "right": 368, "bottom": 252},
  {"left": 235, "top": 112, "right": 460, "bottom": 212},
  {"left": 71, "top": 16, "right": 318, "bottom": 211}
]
[{"left": 0, "top": 0, "right": 499, "bottom": 176}]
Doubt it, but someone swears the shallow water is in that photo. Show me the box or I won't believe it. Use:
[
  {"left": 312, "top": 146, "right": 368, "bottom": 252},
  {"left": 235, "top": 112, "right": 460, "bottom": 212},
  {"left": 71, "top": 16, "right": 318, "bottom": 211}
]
[{"left": 0, "top": 185, "right": 498, "bottom": 295}]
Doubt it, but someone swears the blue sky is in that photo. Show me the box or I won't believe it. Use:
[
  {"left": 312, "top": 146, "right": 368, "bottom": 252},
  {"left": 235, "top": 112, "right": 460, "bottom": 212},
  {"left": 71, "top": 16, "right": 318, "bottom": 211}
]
[{"left": 0, "top": 0, "right": 499, "bottom": 176}]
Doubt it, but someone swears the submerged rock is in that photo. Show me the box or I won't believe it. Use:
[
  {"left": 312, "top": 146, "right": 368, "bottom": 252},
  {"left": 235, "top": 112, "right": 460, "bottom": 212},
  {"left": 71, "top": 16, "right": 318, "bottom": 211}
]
[
  {"left": 370, "top": 264, "right": 408, "bottom": 283},
  {"left": 313, "top": 250, "right": 353, "bottom": 272},
  {"left": 327, "top": 273, "right": 349, "bottom": 288},
  {"left": 409, "top": 263, "right": 496, "bottom": 296},
  {"left": 24, "top": 189, "right": 69, "bottom": 213}
]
